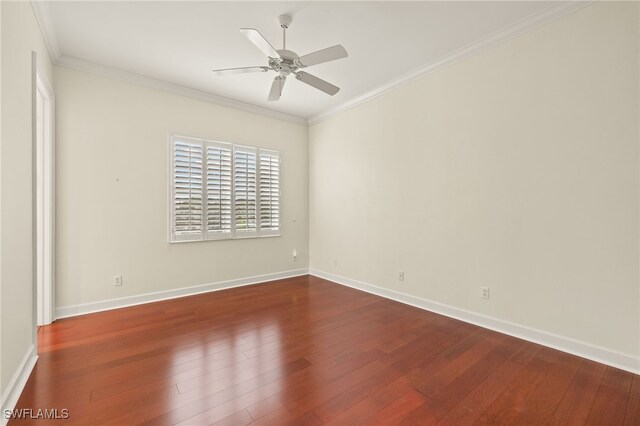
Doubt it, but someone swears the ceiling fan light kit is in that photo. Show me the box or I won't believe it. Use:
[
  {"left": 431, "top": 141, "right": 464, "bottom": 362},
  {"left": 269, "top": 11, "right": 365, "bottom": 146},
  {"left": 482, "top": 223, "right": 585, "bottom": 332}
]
[{"left": 212, "top": 14, "right": 348, "bottom": 101}]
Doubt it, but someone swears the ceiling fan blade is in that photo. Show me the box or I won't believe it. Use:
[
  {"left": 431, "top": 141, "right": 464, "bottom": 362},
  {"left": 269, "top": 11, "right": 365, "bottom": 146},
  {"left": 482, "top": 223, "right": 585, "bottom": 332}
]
[
  {"left": 298, "top": 45, "right": 348, "bottom": 68},
  {"left": 268, "top": 76, "right": 286, "bottom": 101},
  {"left": 295, "top": 71, "right": 340, "bottom": 96},
  {"left": 212, "top": 66, "right": 270, "bottom": 76},
  {"left": 240, "top": 28, "right": 280, "bottom": 58}
]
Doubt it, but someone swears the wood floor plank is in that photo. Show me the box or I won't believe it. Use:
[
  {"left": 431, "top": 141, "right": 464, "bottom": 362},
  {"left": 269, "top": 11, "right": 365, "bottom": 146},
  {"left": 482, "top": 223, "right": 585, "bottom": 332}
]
[
  {"left": 10, "top": 275, "right": 637, "bottom": 426},
  {"left": 312, "top": 324, "right": 471, "bottom": 422},
  {"left": 244, "top": 349, "right": 386, "bottom": 422},
  {"left": 548, "top": 358, "right": 606, "bottom": 426},
  {"left": 125, "top": 358, "right": 313, "bottom": 426},
  {"left": 437, "top": 359, "right": 527, "bottom": 425},
  {"left": 624, "top": 375, "right": 640, "bottom": 426},
  {"left": 326, "top": 375, "right": 421, "bottom": 425},
  {"left": 511, "top": 351, "right": 581, "bottom": 424},
  {"left": 415, "top": 332, "right": 504, "bottom": 398},
  {"left": 362, "top": 389, "right": 426, "bottom": 425},
  {"left": 248, "top": 359, "right": 389, "bottom": 426},
  {"left": 402, "top": 335, "right": 523, "bottom": 425},
  {"left": 470, "top": 347, "right": 562, "bottom": 424},
  {"left": 586, "top": 366, "right": 634, "bottom": 425},
  {"left": 210, "top": 409, "right": 254, "bottom": 426}
]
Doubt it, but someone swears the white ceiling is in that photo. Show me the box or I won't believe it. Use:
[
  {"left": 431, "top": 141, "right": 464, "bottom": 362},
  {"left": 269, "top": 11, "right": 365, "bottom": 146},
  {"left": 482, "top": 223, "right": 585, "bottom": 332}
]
[{"left": 39, "top": 1, "right": 563, "bottom": 121}]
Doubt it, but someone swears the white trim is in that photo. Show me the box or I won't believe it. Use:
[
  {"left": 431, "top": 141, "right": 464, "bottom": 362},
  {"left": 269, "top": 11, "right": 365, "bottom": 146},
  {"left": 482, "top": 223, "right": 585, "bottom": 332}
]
[
  {"left": 51, "top": 267, "right": 640, "bottom": 373},
  {"left": 55, "top": 268, "right": 308, "bottom": 319},
  {"left": 35, "top": 70, "right": 55, "bottom": 326},
  {"left": 309, "top": 269, "right": 640, "bottom": 375},
  {"left": 0, "top": 345, "right": 38, "bottom": 426},
  {"left": 308, "top": 1, "right": 594, "bottom": 125},
  {"left": 55, "top": 56, "right": 308, "bottom": 126}
]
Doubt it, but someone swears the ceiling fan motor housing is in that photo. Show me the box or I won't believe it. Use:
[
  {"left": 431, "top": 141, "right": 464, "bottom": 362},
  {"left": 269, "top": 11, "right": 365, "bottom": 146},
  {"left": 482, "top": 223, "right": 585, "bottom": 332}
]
[{"left": 274, "top": 49, "right": 300, "bottom": 76}]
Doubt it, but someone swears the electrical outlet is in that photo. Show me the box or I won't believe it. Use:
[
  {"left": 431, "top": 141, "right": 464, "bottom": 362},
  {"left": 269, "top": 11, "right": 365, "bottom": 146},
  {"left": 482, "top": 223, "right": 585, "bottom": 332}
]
[
  {"left": 481, "top": 287, "right": 490, "bottom": 300},
  {"left": 399, "top": 272, "right": 405, "bottom": 282},
  {"left": 114, "top": 275, "right": 123, "bottom": 286},
  {"left": 292, "top": 249, "right": 297, "bottom": 262}
]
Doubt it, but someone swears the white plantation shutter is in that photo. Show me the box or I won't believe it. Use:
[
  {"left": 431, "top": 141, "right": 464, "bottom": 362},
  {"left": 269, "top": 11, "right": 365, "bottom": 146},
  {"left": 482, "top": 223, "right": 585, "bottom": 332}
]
[
  {"left": 259, "top": 150, "right": 280, "bottom": 235},
  {"left": 234, "top": 147, "right": 258, "bottom": 235},
  {"left": 172, "top": 139, "right": 203, "bottom": 241},
  {"left": 170, "top": 135, "right": 280, "bottom": 242},
  {"left": 206, "top": 143, "right": 232, "bottom": 239}
]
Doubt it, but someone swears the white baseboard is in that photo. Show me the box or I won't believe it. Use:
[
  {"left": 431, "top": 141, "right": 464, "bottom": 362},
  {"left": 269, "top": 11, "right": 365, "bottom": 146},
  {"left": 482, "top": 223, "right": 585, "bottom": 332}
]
[
  {"left": 0, "top": 345, "right": 38, "bottom": 426},
  {"left": 54, "top": 267, "right": 640, "bottom": 374},
  {"left": 55, "top": 268, "right": 309, "bottom": 319},
  {"left": 310, "top": 269, "right": 640, "bottom": 374}
]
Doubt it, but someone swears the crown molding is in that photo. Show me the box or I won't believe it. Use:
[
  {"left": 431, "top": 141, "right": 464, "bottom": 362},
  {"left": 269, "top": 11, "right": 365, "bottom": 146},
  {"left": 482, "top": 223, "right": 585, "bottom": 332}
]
[
  {"left": 32, "top": 0, "right": 594, "bottom": 128},
  {"left": 308, "top": 0, "right": 595, "bottom": 126},
  {"left": 54, "top": 56, "right": 308, "bottom": 126},
  {"left": 31, "top": 1, "right": 307, "bottom": 126},
  {"left": 31, "top": 0, "right": 61, "bottom": 60}
]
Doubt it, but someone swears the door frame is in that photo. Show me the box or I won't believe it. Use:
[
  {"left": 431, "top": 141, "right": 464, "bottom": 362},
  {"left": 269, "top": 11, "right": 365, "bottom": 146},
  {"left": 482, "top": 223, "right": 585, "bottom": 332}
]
[{"left": 34, "top": 66, "right": 55, "bottom": 326}]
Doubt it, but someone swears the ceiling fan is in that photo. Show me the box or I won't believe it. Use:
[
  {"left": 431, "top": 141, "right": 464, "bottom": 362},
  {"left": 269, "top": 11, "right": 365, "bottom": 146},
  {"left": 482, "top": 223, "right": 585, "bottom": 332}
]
[{"left": 212, "top": 14, "right": 348, "bottom": 101}]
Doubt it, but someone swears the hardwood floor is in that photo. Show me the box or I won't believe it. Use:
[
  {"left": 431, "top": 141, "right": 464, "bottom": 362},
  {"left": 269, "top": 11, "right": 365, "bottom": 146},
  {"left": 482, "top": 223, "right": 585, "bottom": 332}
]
[{"left": 11, "top": 275, "right": 640, "bottom": 425}]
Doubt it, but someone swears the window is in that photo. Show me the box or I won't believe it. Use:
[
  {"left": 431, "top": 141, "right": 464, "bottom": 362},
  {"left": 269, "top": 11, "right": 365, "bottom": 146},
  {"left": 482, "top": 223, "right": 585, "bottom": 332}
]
[{"left": 169, "top": 135, "right": 280, "bottom": 242}]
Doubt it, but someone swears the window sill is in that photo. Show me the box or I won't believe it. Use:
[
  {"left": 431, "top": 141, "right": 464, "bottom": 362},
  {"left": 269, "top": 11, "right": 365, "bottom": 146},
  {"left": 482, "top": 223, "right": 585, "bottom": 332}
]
[{"left": 169, "top": 233, "right": 281, "bottom": 244}]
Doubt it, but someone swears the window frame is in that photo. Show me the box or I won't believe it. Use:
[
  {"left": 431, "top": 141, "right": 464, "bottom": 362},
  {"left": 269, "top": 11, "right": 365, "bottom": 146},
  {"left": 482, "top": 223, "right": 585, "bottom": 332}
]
[{"left": 168, "top": 134, "right": 281, "bottom": 243}]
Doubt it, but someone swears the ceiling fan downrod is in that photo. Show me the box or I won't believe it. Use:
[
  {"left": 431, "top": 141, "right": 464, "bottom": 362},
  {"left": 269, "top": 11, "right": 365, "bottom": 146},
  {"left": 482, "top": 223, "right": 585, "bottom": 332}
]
[{"left": 279, "top": 14, "right": 292, "bottom": 50}]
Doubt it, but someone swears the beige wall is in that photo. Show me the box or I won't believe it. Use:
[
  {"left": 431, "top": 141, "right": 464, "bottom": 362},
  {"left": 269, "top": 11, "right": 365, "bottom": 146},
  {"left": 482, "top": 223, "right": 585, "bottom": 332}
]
[
  {"left": 309, "top": 2, "right": 639, "bottom": 359},
  {"left": 1, "top": 2, "right": 53, "bottom": 394},
  {"left": 54, "top": 66, "right": 308, "bottom": 309}
]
